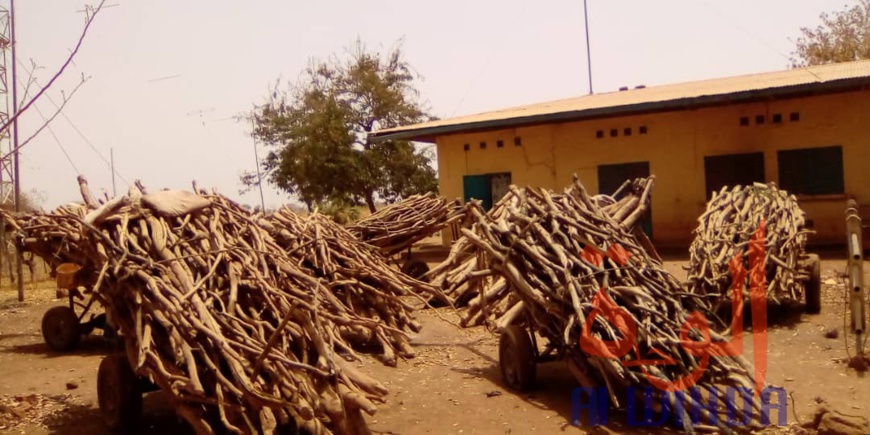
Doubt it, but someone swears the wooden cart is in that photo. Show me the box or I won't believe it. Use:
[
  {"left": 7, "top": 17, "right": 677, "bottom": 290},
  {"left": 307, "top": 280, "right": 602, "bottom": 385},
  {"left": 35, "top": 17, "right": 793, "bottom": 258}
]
[{"left": 40, "top": 263, "right": 118, "bottom": 351}]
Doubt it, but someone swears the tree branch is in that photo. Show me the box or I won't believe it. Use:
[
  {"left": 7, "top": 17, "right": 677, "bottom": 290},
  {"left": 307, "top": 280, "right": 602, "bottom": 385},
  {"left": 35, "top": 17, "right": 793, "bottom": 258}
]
[
  {"left": 0, "top": 77, "right": 88, "bottom": 161},
  {"left": 0, "top": 0, "right": 106, "bottom": 135},
  {"left": 17, "top": 59, "right": 42, "bottom": 106}
]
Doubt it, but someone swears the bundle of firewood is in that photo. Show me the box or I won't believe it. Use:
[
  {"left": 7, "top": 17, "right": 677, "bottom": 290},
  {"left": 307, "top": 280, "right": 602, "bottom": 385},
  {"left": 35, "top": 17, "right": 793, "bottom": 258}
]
[
  {"left": 258, "top": 207, "right": 450, "bottom": 350},
  {"left": 428, "top": 177, "right": 659, "bottom": 316},
  {"left": 3, "top": 177, "right": 417, "bottom": 435},
  {"left": 442, "top": 177, "right": 763, "bottom": 430},
  {"left": 687, "top": 183, "right": 812, "bottom": 304},
  {"left": 347, "top": 193, "right": 465, "bottom": 256}
]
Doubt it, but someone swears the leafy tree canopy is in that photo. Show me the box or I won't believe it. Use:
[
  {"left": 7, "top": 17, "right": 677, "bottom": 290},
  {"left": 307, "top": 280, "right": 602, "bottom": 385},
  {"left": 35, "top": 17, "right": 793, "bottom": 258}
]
[
  {"left": 246, "top": 40, "right": 438, "bottom": 212},
  {"left": 792, "top": 0, "right": 870, "bottom": 67}
]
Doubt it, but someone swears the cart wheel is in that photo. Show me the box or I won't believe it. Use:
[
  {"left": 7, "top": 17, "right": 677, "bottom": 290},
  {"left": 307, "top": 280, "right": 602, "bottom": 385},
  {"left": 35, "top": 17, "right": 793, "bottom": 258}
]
[
  {"left": 41, "top": 306, "right": 81, "bottom": 352},
  {"left": 402, "top": 260, "right": 430, "bottom": 281},
  {"left": 804, "top": 254, "right": 821, "bottom": 314},
  {"left": 98, "top": 353, "right": 142, "bottom": 431},
  {"left": 499, "top": 325, "right": 536, "bottom": 391}
]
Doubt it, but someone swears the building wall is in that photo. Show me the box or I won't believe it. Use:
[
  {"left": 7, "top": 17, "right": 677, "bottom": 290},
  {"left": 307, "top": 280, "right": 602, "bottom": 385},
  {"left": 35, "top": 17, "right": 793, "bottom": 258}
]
[{"left": 436, "top": 90, "right": 870, "bottom": 246}]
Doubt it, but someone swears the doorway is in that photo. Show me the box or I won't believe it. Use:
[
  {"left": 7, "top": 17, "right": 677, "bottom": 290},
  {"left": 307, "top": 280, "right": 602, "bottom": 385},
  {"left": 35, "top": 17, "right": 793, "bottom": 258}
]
[
  {"left": 597, "top": 161, "right": 652, "bottom": 236},
  {"left": 704, "top": 152, "right": 765, "bottom": 198},
  {"left": 463, "top": 172, "right": 512, "bottom": 211}
]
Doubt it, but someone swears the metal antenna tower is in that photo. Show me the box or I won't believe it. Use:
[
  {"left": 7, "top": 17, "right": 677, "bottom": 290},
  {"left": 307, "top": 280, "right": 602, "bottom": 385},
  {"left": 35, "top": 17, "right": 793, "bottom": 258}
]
[
  {"left": 0, "top": 4, "right": 13, "bottom": 207},
  {"left": 0, "top": 1, "right": 23, "bottom": 301}
]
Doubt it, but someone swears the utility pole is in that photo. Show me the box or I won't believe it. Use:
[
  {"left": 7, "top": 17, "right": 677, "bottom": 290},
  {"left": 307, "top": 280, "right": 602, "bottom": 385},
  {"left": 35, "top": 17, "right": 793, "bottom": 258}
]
[
  {"left": 110, "top": 147, "right": 116, "bottom": 196},
  {"left": 10, "top": 0, "right": 22, "bottom": 301},
  {"left": 250, "top": 119, "right": 266, "bottom": 212},
  {"left": 583, "top": 0, "right": 593, "bottom": 94},
  {"left": 0, "top": 3, "right": 11, "bottom": 292},
  {"left": 253, "top": 141, "right": 266, "bottom": 212}
]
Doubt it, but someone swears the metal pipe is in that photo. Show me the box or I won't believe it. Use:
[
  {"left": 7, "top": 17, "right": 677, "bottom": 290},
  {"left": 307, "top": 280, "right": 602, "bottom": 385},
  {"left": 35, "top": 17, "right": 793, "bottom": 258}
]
[
  {"left": 849, "top": 263, "right": 863, "bottom": 294},
  {"left": 845, "top": 200, "right": 866, "bottom": 352},
  {"left": 851, "top": 263, "right": 866, "bottom": 335}
]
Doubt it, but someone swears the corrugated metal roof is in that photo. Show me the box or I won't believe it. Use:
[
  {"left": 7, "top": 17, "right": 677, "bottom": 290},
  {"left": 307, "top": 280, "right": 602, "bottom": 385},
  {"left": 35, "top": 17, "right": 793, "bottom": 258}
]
[{"left": 371, "top": 60, "right": 870, "bottom": 142}]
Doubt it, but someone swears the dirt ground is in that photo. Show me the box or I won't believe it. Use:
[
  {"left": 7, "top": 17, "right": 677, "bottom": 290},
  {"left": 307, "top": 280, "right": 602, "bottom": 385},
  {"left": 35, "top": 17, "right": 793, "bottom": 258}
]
[{"left": 0, "top": 253, "right": 869, "bottom": 434}]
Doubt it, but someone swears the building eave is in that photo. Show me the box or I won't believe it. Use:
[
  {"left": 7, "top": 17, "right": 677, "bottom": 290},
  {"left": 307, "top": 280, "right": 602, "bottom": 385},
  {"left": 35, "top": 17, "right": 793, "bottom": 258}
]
[{"left": 370, "top": 76, "right": 870, "bottom": 144}]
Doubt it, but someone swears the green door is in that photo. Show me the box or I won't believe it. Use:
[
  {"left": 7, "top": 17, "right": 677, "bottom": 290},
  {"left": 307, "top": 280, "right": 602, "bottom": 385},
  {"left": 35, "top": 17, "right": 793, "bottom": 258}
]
[
  {"left": 463, "top": 175, "right": 492, "bottom": 210},
  {"left": 598, "top": 162, "right": 652, "bottom": 237}
]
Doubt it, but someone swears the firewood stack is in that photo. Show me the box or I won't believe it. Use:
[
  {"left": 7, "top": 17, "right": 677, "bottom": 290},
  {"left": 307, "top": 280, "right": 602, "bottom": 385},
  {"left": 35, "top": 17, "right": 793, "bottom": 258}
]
[
  {"left": 428, "top": 177, "right": 658, "bottom": 316},
  {"left": 347, "top": 193, "right": 466, "bottom": 256},
  {"left": 686, "top": 183, "right": 813, "bottom": 304},
  {"left": 432, "top": 176, "right": 763, "bottom": 430},
  {"left": 2, "top": 177, "right": 419, "bottom": 435},
  {"left": 258, "top": 207, "right": 452, "bottom": 356}
]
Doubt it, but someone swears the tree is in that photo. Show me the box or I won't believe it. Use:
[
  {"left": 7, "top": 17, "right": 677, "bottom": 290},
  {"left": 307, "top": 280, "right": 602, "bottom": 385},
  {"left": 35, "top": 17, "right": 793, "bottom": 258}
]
[
  {"left": 791, "top": 0, "right": 870, "bottom": 67},
  {"left": 247, "top": 40, "right": 438, "bottom": 212},
  {"left": 0, "top": 189, "right": 45, "bottom": 212}
]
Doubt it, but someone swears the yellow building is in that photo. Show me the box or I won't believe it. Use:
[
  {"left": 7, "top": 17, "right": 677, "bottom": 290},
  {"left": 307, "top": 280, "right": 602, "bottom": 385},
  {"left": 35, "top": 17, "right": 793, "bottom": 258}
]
[{"left": 371, "top": 61, "right": 870, "bottom": 246}]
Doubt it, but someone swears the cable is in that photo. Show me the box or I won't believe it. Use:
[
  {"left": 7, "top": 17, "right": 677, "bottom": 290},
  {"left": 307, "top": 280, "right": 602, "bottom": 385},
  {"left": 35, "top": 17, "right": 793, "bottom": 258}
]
[
  {"left": 683, "top": 0, "right": 824, "bottom": 82},
  {"left": 15, "top": 57, "right": 130, "bottom": 186},
  {"left": 688, "top": 0, "right": 793, "bottom": 62},
  {"left": 32, "top": 101, "right": 81, "bottom": 175},
  {"left": 449, "top": 0, "right": 529, "bottom": 117}
]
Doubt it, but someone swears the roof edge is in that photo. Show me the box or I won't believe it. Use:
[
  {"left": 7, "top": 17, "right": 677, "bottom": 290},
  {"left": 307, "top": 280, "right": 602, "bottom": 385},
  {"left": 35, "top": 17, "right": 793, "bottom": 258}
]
[{"left": 371, "top": 76, "right": 870, "bottom": 143}]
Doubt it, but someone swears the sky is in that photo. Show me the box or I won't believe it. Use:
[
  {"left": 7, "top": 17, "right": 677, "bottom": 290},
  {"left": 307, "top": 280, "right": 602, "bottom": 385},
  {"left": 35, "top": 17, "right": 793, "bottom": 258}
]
[{"left": 9, "top": 0, "right": 849, "bottom": 209}]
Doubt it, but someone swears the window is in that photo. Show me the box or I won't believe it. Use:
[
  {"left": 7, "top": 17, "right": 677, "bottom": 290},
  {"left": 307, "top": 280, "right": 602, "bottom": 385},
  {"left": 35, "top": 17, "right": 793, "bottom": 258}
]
[
  {"left": 479, "top": 141, "right": 487, "bottom": 149},
  {"left": 596, "top": 130, "right": 604, "bottom": 139},
  {"left": 496, "top": 140, "right": 504, "bottom": 148},
  {"left": 514, "top": 137, "right": 522, "bottom": 146},
  {"left": 790, "top": 112, "right": 800, "bottom": 122},
  {"left": 772, "top": 113, "right": 783, "bottom": 124},
  {"left": 639, "top": 126, "right": 648, "bottom": 134},
  {"left": 739, "top": 117, "right": 749, "bottom": 126},
  {"left": 610, "top": 129, "right": 618, "bottom": 137},
  {"left": 755, "top": 115, "right": 765, "bottom": 125},
  {"left": 463, "top": 143, "right": 470, "bottom": 151},
  {"left": 624, "top": 127, "right": 632, "bottom": 136},
  {"left": 704, "top": 152, "right": 765, "bottom": 198},
  {"left": 777, "top": 146, "right": 844, "bottom": 195}
]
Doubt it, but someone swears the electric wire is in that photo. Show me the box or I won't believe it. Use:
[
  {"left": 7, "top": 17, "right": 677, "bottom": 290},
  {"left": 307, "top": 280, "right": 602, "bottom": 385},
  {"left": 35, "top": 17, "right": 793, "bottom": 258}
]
[
  {"left": 687, "top": 0, "right": 823, "bottom": 81},
  {"left": 31, "top": 101, "right": 80, "bottom": 175},
  {"left": 450, "top": 0, "right": 529, "bottom": 117},
  {"left": 16, "top": 57, "right": 130, "bottom": 186}
]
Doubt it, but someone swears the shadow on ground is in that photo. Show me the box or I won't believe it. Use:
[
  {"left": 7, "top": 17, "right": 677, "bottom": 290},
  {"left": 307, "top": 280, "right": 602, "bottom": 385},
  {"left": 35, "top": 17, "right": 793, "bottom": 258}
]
[
  {"left": 416, "top": 337, "right": 676, "bottom": 434},
  {"left": 715, "top": 301, "right": 808, "bottom": 331},
  {"left": 7, "top": 335, "right": 113, "bottom": 358},
  {"left": 42, "top": 392, "right": 191, "bottom": 435}
]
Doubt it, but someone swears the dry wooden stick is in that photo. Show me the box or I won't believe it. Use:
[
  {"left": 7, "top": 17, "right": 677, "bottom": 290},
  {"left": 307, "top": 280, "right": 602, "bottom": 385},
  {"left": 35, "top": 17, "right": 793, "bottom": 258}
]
[
  {"left": 347, "top": 193, "right": 466, "bottom": 256},
  {"left": 426, "top": 175, "right": 765, "bottom": 431},
  {"left": 3, "top": 177, "right": 427, "bottom": 435},
  {"left": 686, "top": 182, "right": 814, "bottom": 305}
]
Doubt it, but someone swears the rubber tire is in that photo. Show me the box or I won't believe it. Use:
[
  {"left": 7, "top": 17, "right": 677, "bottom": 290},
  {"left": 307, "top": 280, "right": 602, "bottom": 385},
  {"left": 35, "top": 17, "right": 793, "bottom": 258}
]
[
  {"left": 41, "top": 306, "right": 81, "bottom": 352},
  {"left": 804, "top": 254, "right": 822, "bottom": 314},
  {"left": 499, "top": 325, "right": 537, "bottom": 391},
  {"left": 402, "top": 260, "right": 430, "bottom": 281},
  {"left": 98, "top": 353, "right": 142, "bottom": 431}
]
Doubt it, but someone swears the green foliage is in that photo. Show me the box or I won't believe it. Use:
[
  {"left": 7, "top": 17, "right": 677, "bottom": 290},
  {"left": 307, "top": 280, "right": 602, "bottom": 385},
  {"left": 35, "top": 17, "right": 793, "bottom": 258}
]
[
  {"left": 316, "top": 199, "right": 361, "bottom": 225},
  {"left": 246, "top": 40, "right": 438, "bottom": 211},
  {"left": 792, "top": 0, "right": 870, "bottom": 67}
]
